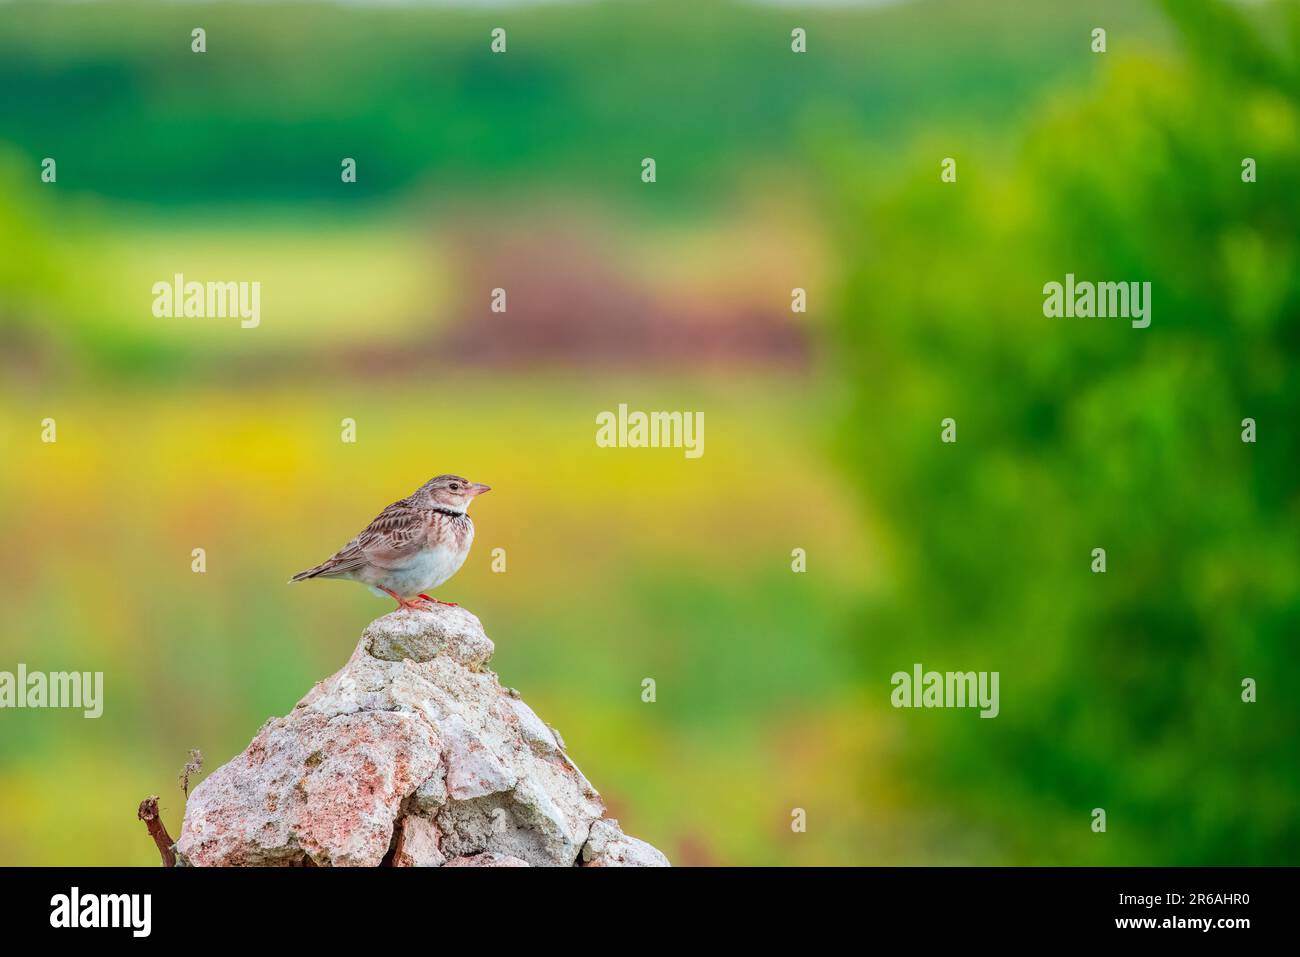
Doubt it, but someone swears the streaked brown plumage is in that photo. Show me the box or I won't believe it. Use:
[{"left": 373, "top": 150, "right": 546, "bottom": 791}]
[{"left": 290, "top": 474, "right": 490, "bottom": 610}]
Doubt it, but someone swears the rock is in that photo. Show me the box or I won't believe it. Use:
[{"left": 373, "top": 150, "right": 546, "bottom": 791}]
[
  {"left": 175, "top": 710, "right": 438, "bottom": 867},
  {"left": 444, "top": 852, "right": 530, "bottom": 867},
  {"left": 441, "top": 713, "right": 518, "bottom": 800},
  {"left": 508, "top": 697, "right": 561, "bottom": 755},
  {"left": 364, "top": 606, "right": 494, "bottom": 669},
  {"left": 411, "top": 766, "right": 447, "bottom": 814},
  {"left": 581, "top": 818, "right": 671, "bottom": 867},
  {"left": 176, "top": 606, "right": 667, "bottom": 868},
  {"left": 392, "top": 814, "right": 445, "bottom": 867}
]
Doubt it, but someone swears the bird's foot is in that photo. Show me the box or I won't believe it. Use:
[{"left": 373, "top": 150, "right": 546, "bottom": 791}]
[
  {"left": 418, "top": 594, "right": 458, "bottom": 607},
  {"left": 378, "top": 586, "right": 443, "bottom": 613}
]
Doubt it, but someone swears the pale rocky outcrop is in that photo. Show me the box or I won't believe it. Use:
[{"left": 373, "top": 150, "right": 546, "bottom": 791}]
[
  {"left": 176, "top": 606, "right": 667, "bottom": 867},
  {"left": 581, "top": 817, "right": 671, "bottom": 867}
]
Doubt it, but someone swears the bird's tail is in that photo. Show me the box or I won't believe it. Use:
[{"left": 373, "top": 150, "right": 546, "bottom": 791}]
[{"left": 288, "top": 563, "right": 328, "bottom": 583}]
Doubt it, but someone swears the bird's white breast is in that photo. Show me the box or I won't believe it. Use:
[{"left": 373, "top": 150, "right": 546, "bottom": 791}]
[
  {"left": 395, "top": 540, "right": 473, "bottom": 595},
  {"left": 379, "top": 531, "right": 472, "bottom": 598}
]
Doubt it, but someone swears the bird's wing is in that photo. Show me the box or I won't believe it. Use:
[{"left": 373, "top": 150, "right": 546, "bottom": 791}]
[{"left": 315, "top": 500, "right": 429, "bottom": 577}]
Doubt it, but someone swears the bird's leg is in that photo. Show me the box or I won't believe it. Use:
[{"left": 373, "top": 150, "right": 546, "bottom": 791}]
[
  {"left": 378, "top": 586, "right": 433, "bottom": 612},
  {"left": 418, "top": 594, "right": 458, "bottom": 607}
]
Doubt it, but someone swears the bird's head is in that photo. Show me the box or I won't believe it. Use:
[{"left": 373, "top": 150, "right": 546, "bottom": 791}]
[{"left": 419, "top": 474, "right": 491, "bottom": 512}]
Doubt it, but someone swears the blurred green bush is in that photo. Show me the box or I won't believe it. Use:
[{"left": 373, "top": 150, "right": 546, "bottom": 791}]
[{"left": 828, "top": 0, "right": 1300, "bottom": 863}]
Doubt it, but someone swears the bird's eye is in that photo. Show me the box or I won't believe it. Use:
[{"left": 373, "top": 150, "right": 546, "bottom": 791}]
[{"left": 449, "top": 483, "right": 460, "bottom": 490}]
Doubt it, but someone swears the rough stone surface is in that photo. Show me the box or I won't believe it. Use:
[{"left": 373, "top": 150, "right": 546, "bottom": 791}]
[
  {"left": 392, "top": 814, "right": 445, "bottom": 867},
  {"left": 581, "top": 818, "right": 672, "bottom": 867},
  {"left": 364, "top": 606, "right": 494, "bottom": 669},
  {"left": 445, "top": 852, "right": 530, "bottom": 867},
  {"left": 176, "top": 606, "right": 668, "bottom": 867}
]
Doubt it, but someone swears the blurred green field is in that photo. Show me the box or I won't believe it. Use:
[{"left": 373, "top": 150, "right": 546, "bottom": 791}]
[
  {"left": 2, "top": 0, "right": 1298, "bottom": 866},
  {"left": 0, "top": 0, "right": 1169, "bottom": 208},
  {"left": 0, "top": 376, "right": 882, "bottom": 866}
]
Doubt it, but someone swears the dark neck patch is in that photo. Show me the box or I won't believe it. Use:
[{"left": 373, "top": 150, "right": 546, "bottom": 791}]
[{"left": 431, "top": 506, "right": 466, "bottom": 519}]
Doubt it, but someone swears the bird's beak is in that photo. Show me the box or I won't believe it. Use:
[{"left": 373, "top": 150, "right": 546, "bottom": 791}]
[{"left": 468, "top": 483, "right": 491, "bottom": 497}]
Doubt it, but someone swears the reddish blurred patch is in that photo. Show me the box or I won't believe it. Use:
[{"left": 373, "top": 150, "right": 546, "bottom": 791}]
[
  {"left": 673, "top": 831, "right": 718, "bottom": 867},
  {"left": 435, "top": 221, "right": 811, "bottom": 370}
]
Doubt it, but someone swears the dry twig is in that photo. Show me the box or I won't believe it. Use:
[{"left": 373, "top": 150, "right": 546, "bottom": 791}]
[{"left": 137, "top": 796, "right": 177, "bottom": 867}]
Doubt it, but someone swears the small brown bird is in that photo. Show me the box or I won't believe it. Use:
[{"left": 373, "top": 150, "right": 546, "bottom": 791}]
[{"left": 290, "top": 474, "right": 490, "bottom": 611}]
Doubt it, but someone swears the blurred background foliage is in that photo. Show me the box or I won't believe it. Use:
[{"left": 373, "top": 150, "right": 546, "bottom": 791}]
[
  {"left": 0, "top": 0, "right": 1295, "bottom": 865},
  {"left": 827, "top": 0, "right": 1300, "bottom": 863}
]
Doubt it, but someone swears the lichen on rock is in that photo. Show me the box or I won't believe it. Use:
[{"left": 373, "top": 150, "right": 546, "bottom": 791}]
[{"left": 175, "top": 606, "right": 668, "bottom": 867}]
